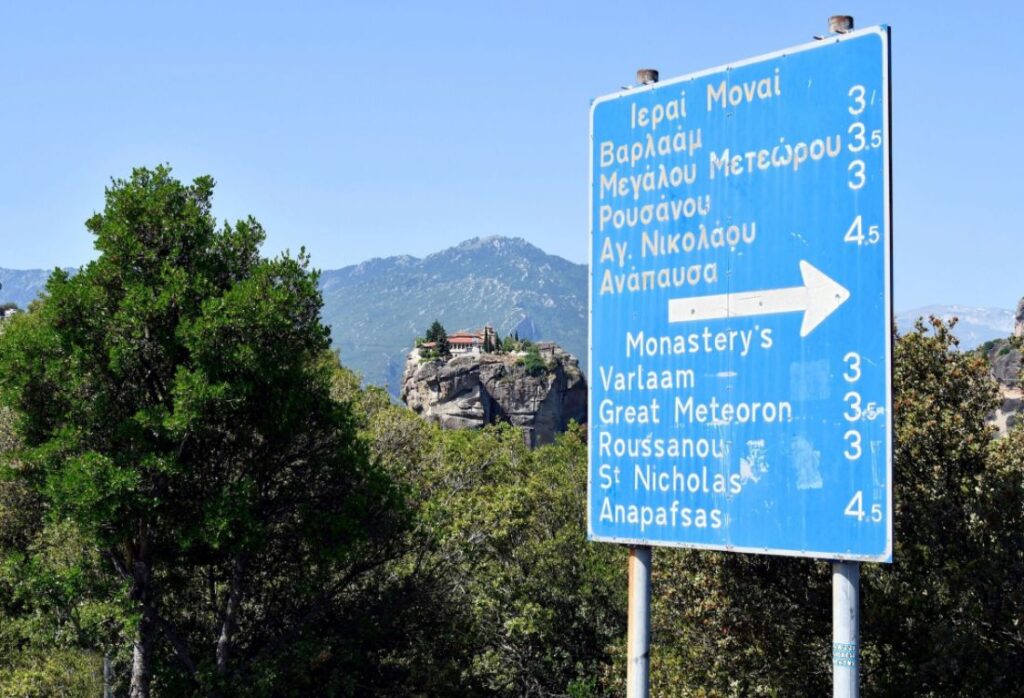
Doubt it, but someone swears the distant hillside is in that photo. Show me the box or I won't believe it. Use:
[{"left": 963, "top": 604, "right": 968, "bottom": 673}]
[
  {"left": 895, "top": 305, "right": 1014, "bottom": 350},
  {"left": 0, "top": 268, "right": 72, "bottom": 309},
  {"left": 319, "top": 236, "right": 587, "bottom": 396}
]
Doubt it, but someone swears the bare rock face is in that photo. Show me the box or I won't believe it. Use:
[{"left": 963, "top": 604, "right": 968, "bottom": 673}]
[
  {"left": 400, "top": 343, "right": 587, "bottom": 447},
  {"left": 981, "top": 335, "right": 1023, "bottom": 436}
]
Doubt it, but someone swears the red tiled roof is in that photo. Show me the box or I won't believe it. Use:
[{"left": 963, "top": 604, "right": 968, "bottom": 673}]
[{"left": 416, "top": 326, "right": 494, "bottom": 349}]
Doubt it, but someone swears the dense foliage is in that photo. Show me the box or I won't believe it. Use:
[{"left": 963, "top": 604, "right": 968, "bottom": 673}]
[
  {"left": 0, "top": 168, "right": 1021, "bottom": 695},
  {"left": 0, "top": 168, "right": 402, "bottom": 696},
  {"left": 517, "top": 345, "right": 548, "bottom": 376}
]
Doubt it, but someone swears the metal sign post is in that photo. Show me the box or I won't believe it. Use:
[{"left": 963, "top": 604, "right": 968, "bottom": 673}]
[
  {"left": 833, "top": 559, "right": 860, "bottom": 697},
  {"left": 625, "top": 67, "right": 659, "bottom": 698},
  {"left": 588, "top": 14, "right": 892, "bottom": 697},
  {"left": 627, "top": 546, "right": 651, "bottom": 697},
  {"left": 827, "top": 19, "right": 862, "bottom": 698}
]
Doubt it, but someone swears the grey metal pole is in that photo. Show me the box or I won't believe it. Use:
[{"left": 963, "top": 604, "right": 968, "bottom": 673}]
[
  {"left": 624, "top": 64, "right": 658, "bottom": 698},
  {"left": 828, "top": 13, "right": 859, "bottom": 698},
  {"left": 627, "top": 546, "right": 652, "bottom": 698},
  {"left": 832, "top": 561, "right": 860, "bottom": 698}
]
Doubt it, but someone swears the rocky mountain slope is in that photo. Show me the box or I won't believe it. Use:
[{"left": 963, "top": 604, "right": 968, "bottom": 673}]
[
  {"left": 977, "top": 299, "right": 1024, "bottom": 434},
  {"left": 401, "top": 343, "right": 586, "bottom": 447},
  {"left": 319, "top": 236, "right": 587, "bottom": 396}
]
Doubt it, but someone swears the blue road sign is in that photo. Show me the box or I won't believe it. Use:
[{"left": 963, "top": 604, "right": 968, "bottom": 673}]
[{"left": 588, "top": 27, "right": 892, "bottom": 562}]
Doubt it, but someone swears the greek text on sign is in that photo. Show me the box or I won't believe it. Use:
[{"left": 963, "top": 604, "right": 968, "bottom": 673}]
[{"left": 587, "top": 27, "right": 892, "bottom": 562}]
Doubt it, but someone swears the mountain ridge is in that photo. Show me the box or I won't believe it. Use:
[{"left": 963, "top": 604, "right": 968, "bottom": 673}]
[
  {"left": 317, "top": 235, "right": 587, "bottom": 395},
  {"left": 0, "top": 268, "right": 76, "bottom": 309},
  {"left": 894, "top": 304, "right": 1014, "bottom": 349}
]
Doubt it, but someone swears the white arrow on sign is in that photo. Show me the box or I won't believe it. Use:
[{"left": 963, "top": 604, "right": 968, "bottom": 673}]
[{"left": 667, "top": 260, "right": 851, "bottom": 337}]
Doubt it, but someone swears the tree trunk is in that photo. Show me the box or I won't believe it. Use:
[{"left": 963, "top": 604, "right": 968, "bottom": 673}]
[
  {"left": 129, "top": 600, "right": 156, "bottom": 698},
  {"left": 216, "top": 554, "right": 248, "bottom": 674},
  {"left": 129, "top": 533, "right": 155, "bottom": 698}
]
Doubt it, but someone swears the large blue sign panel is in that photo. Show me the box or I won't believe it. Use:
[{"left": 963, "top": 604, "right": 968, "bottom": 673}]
[{"left": 588, "top": 27, "right": 892, "bottom": 562}]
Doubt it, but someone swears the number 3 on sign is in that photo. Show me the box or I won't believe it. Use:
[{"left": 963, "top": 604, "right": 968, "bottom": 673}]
[
  {"left": 842, "top": 351, "right": 861, "bottom": 382},
  {"left": 848, "top": 85, "right": 866, "bottom": 115},
  {"left": 848, "top": 160, "right": 866, "bottom": 190},
  {"left": 843, "top": 429, "right": 861, "bottom": 460},
  {"left": 844, "top": 491, "right": 882, "bottom": 523}
]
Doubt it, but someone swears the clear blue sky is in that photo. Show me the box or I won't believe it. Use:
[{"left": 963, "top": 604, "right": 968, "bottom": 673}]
[{"left": 1, "top": 2, "right": 1021, "bottom": 310}]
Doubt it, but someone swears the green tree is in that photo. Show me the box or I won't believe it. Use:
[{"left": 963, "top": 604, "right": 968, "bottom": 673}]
[
  {"left": 417, "top": 423, "right": 624, "bottom": 696},
  {"left": 332, "top": 384, "right": 626, "bottom": 696},
  {"left": 0, "top": 167, "right": 400, "bottom": 697},
  {"left": 425, "top": 319, "right": 450, "bottom": 358},
  {"left": 859, "top": 318, "right": 1019, "bottom": 694},
  {"left": 520, "top": 345, "right": 547, "bottom": 376}
]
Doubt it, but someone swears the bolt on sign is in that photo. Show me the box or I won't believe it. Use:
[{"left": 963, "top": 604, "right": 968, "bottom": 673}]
[{"left": 588, "top": 27, "right": 892, "bottom": 562}]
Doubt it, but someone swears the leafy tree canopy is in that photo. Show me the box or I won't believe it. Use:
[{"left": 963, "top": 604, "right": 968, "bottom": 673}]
[
  {"left": 0, "top": 166, "right": 402, "bottom": 697},
  {"left": 423, "top": 319, "right": 450, "bottom": 358}
]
